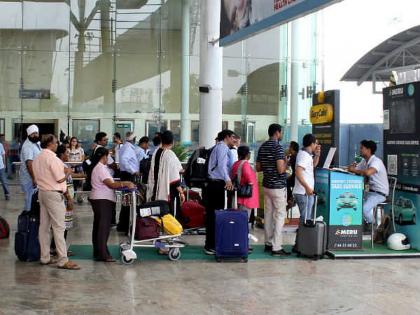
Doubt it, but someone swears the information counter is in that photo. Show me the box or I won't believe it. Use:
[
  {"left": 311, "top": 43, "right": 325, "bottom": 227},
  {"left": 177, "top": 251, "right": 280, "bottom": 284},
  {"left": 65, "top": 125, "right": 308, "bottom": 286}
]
[{"left": 315, "top": 169, "right": 364, "bottom": 250}]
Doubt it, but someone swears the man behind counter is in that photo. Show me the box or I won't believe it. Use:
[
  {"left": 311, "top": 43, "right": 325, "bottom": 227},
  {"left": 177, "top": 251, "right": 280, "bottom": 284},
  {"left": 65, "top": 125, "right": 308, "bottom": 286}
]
[{"left": 348, "top": 140, "right": 389, "bottom": 224}]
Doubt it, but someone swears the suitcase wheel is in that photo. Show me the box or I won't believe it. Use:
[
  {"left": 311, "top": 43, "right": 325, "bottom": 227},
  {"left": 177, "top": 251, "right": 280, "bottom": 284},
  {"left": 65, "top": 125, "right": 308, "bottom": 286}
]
[
  {"left": 241, "top": 257, "right": 248, "bottom": 263},
  {"left": 215, "top": 256, "right": 222, "bottom": 263},
  {"left": 168, "top": 248, "right": 181, "bottom": 261}
]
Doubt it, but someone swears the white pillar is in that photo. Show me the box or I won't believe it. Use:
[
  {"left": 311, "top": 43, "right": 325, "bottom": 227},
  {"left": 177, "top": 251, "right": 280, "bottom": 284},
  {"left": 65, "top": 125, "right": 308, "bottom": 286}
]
[
  {"left": 181, "top": 0, "right": 192, "bottom": 145},
  {"left": 290, "top": 20, "right": 301, "bottom": 142},
  {"left": 199, "top": 0, "right": 223, "bottom": 149}
]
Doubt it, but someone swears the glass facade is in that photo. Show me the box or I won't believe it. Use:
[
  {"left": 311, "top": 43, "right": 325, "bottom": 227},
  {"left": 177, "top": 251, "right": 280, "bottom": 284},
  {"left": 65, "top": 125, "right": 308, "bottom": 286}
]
[{"left": 0, "top": 0, "right": 321, "bottom": 149}]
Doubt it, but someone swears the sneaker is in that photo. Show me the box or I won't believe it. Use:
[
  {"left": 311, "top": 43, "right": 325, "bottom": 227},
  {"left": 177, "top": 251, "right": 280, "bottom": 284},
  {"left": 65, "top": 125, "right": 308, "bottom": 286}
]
[
  {"left": 204, "top": 248, "right": 216, "bottom": 255},
  {"left": 5, "top": 195, "right": 10, "bottom": 201},
  {"left": 271, "top": 249, "right": 291, "bottom": 257},
  {"left": 264, "top": 244, "right": 273, "bottom": 252}
]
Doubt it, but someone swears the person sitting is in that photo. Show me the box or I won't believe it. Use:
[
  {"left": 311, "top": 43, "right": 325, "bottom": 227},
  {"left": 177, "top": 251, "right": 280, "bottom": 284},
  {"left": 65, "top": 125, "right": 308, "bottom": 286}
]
[
  {"left": 348, "top": 140, "right": 389, "bottom": 225},
  {"left": 88, "top": 147, "right": 135, "bottom": 262},
  {"left": 146, "top": 131, "right": 185, "bottom": 212}
]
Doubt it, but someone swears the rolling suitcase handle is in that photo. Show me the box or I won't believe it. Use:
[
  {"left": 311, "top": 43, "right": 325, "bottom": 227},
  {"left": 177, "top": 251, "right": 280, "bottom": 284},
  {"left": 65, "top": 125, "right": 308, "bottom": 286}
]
[
  {"left": 224, "top": 189, "right": 238, "bottom": 210},
  {"left": 304, "top": 193, "right": 318, "bottom": 226}
]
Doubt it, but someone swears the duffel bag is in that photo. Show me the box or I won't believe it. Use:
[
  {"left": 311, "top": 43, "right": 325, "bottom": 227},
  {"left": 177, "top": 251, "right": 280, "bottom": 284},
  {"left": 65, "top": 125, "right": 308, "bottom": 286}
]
[{"left": 135, "top": 217, "right": 160, "bottom": 240}]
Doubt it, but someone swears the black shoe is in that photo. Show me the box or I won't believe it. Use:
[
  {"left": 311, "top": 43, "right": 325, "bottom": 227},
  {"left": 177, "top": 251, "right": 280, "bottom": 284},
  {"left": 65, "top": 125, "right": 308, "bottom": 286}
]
[
  {"left": 204, "top": 247, "right": 216, "bottom": 255},
  {"left": 271, "top": 249, "right": 291, "bottom": 257},
  {"left": 264, "top": 245, "right": 273, "bottom": 252}
]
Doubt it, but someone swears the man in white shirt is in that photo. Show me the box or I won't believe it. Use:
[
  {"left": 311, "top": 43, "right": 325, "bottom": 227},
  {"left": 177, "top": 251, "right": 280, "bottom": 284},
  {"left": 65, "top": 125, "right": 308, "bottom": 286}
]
[
  {"left": 293, "top": 134, "right": 321, "bottom": 222},
  {"left": 348, "top": 140, "right": 389, "bottom": 224}
]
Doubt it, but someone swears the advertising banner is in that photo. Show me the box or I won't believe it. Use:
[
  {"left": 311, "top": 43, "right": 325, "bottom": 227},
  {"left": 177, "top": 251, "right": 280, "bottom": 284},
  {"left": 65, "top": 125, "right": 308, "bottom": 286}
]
[
  {"left": 220, "top": 0, "right": 341, "bottom": 46},
  {"left": 312, "top": 90, "right": 340, "bottom": 167},
  {"left": 315, "top": 170, "right": 364, "bottom": 250},
  {"left": 328, "top": 172, "right": 364, "bottom": 250},
  {"left": 383, "top": 82, "right": 420, "bottom": 249}
]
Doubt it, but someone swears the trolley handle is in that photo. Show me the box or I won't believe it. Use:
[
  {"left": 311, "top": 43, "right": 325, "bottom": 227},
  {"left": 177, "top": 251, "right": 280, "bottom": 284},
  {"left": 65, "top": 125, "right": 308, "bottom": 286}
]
[{"left": 116, "top": 187, "right": 138, "bottom": 193}]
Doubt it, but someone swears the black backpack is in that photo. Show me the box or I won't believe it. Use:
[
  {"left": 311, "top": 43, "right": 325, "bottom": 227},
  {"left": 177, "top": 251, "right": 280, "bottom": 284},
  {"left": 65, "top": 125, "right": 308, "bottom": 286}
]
[
  {"left": 184, "top": 147, "right": 213, "bottom": 188},
  {"left": 140, "top": 157, "right": 152, "bottom": 184}
]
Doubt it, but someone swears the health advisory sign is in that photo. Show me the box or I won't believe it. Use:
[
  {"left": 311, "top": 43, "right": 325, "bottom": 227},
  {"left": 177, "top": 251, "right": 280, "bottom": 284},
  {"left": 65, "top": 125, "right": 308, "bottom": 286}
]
[
  {"left": 328, "top": 171, "right": 364, "bottom": 250},
  {"left": 220, "top": 0, "right": 342, "bottom": 46}
]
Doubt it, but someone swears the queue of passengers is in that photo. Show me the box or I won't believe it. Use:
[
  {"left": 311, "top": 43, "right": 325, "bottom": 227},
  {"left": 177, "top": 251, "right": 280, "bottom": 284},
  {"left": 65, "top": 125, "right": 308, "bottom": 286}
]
[{"left": 19, "top": 122, "right": 389, "bottom": 270}]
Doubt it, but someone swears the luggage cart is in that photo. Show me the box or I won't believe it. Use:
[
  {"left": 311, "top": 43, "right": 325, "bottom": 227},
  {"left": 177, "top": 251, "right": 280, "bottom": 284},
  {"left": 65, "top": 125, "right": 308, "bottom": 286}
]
[{"left": 119, "top": 189, "right": 186, "bottom": 265}]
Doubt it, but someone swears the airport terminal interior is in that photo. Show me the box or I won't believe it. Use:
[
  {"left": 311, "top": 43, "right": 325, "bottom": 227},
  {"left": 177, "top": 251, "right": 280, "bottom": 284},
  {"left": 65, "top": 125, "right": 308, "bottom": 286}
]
[{"left": 2, "top": 0, "right": 420, "bottom": 314}]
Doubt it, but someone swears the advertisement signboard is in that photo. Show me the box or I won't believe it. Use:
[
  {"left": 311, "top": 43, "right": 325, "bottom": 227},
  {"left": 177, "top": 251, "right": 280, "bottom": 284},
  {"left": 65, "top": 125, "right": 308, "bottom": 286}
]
[
  {"left": 220, "top": 0, "right": 342, "bottom": 46},
  {"left": 315, "top": 170, "right": 364, "bottom": 250},
  {"left": 328, "top": 171, "right": 364, "bottom": 250},
  {"left": 312, "top": 90, "right": 340, "bottom": 167},
  {"left": 383, "top": 82, "right": 420, "bottom": 249}
]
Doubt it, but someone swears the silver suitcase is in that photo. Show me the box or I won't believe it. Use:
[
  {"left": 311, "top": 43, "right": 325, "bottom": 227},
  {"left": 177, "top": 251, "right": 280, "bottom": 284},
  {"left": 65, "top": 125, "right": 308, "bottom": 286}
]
[{"left": 296, "top": 195, "right": 327, "bottom": 259}]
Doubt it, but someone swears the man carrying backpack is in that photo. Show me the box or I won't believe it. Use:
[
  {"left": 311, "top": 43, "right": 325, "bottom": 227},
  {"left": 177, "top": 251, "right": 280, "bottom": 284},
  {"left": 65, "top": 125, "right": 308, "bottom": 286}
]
[{"left": 204, "top": 130, "right": 236, "bottom": 255}]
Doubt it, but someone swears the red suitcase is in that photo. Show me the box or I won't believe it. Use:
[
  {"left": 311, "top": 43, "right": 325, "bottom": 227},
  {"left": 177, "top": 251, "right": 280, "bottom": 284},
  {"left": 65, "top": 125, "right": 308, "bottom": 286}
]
[{"left": 181, "top": 200, "right": 205, "bottom": 229}]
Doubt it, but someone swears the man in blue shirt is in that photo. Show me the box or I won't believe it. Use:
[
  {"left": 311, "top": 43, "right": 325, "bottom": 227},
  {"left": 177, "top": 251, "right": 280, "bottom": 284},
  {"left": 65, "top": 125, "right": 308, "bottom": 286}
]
[
  {"left": 20, "top": 124, "right": 41, "bottom": 211},
  {"left": 117, "top": 132, "right": 141, "bottom": 233},
  {"left": 204, "top": 129, "right": 236, "bottom": 255}
]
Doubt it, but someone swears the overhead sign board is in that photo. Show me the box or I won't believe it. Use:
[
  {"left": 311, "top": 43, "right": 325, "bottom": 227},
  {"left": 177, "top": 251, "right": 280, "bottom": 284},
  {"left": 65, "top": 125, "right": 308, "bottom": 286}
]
[
  {"left": 220, "top": 0, "right": 341, "bottom": 46},
  {"left": 19, "top": 89, "right": 51, "bottom": 99}
]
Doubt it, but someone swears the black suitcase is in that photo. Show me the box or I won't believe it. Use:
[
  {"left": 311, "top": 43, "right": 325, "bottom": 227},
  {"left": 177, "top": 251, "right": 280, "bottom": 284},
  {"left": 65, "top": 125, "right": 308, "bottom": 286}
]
[
  {"left": 15, "top": 211, "right": 40, "bottom": 261},
  {"left": 15, "top": 191, "right": 41, "bottom": 262},
  {"left": 296, "top": 195, "right": 327, "bottom": 259}
]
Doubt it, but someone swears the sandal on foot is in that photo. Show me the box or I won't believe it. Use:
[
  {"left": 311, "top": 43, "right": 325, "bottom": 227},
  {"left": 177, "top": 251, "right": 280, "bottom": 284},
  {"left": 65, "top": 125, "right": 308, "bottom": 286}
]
[{"left": 58, "top": 261, "right": 80, "bottom": 270}]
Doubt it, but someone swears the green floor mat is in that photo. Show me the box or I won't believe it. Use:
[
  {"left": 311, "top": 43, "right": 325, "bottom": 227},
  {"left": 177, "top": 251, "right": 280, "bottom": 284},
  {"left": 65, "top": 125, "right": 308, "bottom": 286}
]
[
  {"left": 328, "top": 240, "right": 420, "bottom": 259},
  {"left": 69, "top": 244, "right": 299, "bottom": 261}
]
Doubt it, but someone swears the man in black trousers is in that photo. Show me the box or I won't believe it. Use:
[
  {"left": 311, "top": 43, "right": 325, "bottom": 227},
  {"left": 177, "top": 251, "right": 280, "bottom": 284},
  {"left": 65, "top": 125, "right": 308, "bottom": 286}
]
[{"left": 204, "top": 130, "right": 236, "bottom": 255}]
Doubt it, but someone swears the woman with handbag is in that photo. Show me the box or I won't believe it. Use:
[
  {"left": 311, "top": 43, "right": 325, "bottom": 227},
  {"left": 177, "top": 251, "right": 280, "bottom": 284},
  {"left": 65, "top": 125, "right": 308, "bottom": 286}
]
[{"left": 231, "top": 146, "right": 259, "bottom": 214}]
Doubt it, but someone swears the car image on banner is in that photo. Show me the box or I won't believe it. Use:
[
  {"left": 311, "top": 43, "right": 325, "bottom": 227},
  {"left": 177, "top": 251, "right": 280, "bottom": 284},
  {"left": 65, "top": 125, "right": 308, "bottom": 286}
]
[
  {"left": 394, "top": 197, "right": 417, "bottom": 225},
  {"left": 336, "top": 193, "right": 358, "bottom": 211}
]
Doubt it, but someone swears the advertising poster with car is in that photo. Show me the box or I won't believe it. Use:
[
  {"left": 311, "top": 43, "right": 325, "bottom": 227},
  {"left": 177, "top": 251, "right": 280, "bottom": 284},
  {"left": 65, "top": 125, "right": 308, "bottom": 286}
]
[
  {"left": 383, "top": 82, "right": 420, "bottom": 249},
  {"left": 328, "top": 171, "right": 364, "bottom": 250}
]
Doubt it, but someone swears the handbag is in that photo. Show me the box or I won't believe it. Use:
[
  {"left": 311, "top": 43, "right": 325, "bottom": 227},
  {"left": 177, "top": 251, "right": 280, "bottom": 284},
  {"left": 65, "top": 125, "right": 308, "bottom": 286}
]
[{"left": 235, "top": 160, "right": 253, "bottom": 198}]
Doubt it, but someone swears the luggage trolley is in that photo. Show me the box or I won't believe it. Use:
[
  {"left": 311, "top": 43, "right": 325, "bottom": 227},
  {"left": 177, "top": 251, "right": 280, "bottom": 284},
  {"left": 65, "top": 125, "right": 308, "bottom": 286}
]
[{"left": 119, "top": 188, "right": 186, "bottom": 265}]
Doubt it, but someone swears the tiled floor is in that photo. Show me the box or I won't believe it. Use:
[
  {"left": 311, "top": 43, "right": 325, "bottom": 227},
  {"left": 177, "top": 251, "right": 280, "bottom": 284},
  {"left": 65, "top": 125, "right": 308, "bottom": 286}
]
[{"left": 1, "top": 183, "right": 420, "bottom": 315}]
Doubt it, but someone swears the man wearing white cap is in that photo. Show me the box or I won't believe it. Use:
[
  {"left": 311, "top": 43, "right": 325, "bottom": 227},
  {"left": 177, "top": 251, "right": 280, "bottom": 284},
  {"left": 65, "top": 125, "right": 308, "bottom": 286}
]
[
  {"left": 117, "top": 131, "right": 140, "bottom": 233},
  {"left": 20, "top": 124, "right": 41, "bottom": 211}
]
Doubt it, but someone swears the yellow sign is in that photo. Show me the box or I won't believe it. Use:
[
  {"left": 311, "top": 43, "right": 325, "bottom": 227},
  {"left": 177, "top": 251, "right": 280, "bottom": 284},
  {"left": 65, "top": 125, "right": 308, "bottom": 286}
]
[{"left": 310, "top": 104, "right": 334, "bottom": 125}]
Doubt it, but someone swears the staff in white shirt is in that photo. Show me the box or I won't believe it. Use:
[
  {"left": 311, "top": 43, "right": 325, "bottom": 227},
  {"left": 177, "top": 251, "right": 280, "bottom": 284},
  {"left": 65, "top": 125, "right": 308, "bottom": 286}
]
[{"left": 348, "top": 140, "right": 389, "bottom": 224}]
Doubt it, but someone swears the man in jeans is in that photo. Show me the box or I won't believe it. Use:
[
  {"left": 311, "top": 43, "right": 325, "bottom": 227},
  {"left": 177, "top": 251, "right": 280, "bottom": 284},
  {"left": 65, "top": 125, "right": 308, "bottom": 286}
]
[
  {"left": 33, "top": 134, "right": 80, "bottom": 270},
  {"left": 204, "top": 130, "right": 236, "bottom": 255},
  {"left": 256, "top": 124, "right": 290, "bottom": 256},
  {"left": 293, "top": 134, "right": 321, "bottom": 224}
]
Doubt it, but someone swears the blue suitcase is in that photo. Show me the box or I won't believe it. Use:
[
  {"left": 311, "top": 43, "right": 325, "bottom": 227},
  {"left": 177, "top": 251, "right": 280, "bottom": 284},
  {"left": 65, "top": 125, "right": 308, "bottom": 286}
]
[{"left": 215, "top": 191, "right": 249, "bottom": 262}]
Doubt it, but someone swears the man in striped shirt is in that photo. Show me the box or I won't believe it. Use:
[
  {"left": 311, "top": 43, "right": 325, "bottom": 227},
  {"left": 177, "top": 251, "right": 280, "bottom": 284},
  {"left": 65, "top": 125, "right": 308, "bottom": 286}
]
[{"left": 256, "top": 124, "right": 290, "bottom": 256}]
